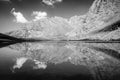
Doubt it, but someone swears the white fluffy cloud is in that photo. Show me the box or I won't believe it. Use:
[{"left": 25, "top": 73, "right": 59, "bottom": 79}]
[
  {"left": 32, "top": 11, "right": 47, "bottom": 21},
  {"left": 33, "top": 60, "right": 47, "bottom": 69},
  {"left": 42, "top": 0, "right": 63, "bottom": 6},
  {"left": 11, "top": 8, "right": 47, "bottom": 23},
  {"left": 13, "top": 57, "right": 28, "bottom": 69},
  {"left": 11, "top": 8, "right": 28, "bottom": 23}
]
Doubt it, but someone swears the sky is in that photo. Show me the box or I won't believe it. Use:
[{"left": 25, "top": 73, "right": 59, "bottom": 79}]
[{"left": 0, "top": 0, "right": 94, "bottom": 33}]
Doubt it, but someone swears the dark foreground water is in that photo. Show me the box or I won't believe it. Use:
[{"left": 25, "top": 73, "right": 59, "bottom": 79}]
[{"left": 0, "top": 41, "right": 120, "bottom": 80}]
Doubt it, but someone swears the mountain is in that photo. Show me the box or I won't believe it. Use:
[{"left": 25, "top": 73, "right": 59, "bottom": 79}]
[
  {"left": 69, "top": 0, "right": 120, "bottom": 40},
  {"left": 6, "top": 0, "right": 120, "bottom": 40}
]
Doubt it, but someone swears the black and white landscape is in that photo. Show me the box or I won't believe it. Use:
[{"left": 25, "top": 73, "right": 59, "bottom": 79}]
[{"left": 0, "top": 0, "right": 120, "bottom": 80}]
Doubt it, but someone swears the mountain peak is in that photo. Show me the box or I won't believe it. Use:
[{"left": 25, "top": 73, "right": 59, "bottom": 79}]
[
  {"left": 89, "top": 0, "right": 120, "bottom": 14},
  {"left": 5, "top": 0, "right": 120, "bottom": 40}
]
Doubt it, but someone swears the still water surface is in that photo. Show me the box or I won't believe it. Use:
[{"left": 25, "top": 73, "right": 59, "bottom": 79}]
[{"left": 0, "top": 41, "right": 120, "bottom": 80}]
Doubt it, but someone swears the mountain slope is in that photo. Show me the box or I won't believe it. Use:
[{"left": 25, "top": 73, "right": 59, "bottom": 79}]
[{"left": 6, "top": 0, "right": 120, "bottom": 40}]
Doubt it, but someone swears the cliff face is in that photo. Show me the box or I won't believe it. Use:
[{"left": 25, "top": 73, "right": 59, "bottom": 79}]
[
  {"left": 69, "top": 0, "right": 120, "bottom": 40},
  {"left": 88, "top": 0, "right": 120, "bottom": 29},
  {"left": 87, "top": 0, "right": 120, "bottom": 40},
  {"left": 89, "top": 0, "right": 120, "bottom": 15},
  {"left": 6, "top": 0, "right": 120, "bottom": 40}
]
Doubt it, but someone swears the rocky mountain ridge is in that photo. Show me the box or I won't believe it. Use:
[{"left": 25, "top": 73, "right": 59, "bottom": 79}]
[{"left": 6, "top": 0, "right": 120, "bottom": 40}]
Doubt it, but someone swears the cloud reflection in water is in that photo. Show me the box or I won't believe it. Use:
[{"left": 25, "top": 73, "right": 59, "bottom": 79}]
[{"left": 8, "top": 41, "right": 120, "bottom": 80}]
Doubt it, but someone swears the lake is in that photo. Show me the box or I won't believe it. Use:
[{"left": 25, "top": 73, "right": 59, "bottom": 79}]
[{"left": 0, "top": 41, "right": 120, "bottom": 80}]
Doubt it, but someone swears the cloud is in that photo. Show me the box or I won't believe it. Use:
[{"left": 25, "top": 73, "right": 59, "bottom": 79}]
[
  {"left": 33, "top": 60, "right": 47, "bottom": 69},
  {"left": 11, "top": 8, "right": 47, "bottom": 23},
  {"left": 11, "top": 8, "right": 28, "bottom": 23},
  {"left": 13, "top": 57, "right": 28, "bottom": 69},
  {"left": 42, "top": 0, "right": 63, "bottom": 6},
  {"left": 32, "top": 11, "right": 47, "bottom": 21}
]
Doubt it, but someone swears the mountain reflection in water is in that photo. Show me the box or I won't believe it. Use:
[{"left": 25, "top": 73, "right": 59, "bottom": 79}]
[{"left": 0, "top": 41, "right": 120, "bottom": 80}]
